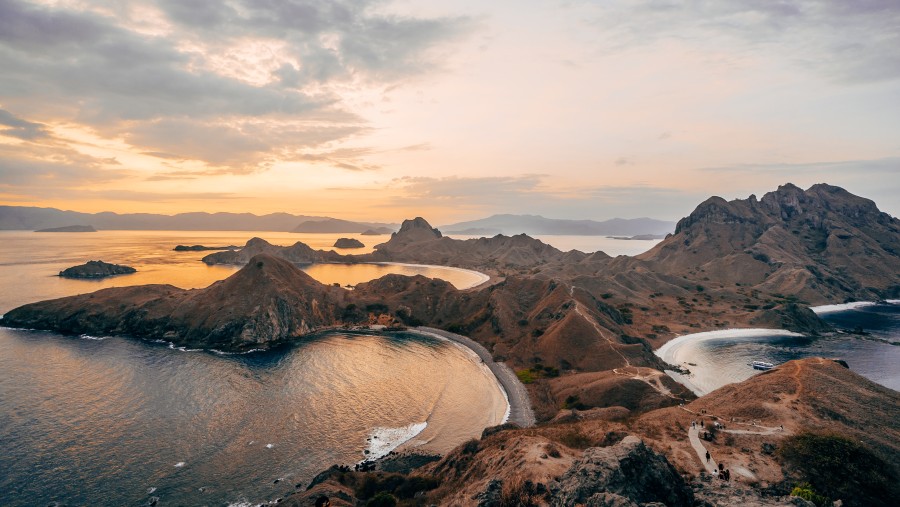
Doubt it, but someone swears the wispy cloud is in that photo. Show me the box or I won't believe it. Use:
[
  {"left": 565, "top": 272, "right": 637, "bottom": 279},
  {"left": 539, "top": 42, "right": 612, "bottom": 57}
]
[{"left": 0, "top": 108, "right": 52, "bottom": 140}]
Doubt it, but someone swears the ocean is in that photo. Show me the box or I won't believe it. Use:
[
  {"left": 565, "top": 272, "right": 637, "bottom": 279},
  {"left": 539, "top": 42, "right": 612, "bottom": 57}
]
[{"left": 0, "top": 230, "right": 508, "bottom": 506}]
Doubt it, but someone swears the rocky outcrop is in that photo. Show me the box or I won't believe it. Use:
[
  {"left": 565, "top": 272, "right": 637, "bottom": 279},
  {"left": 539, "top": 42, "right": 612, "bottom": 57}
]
[
  {"left": 59, "top": 260, "right": 136, "bottom": 278},
  {"left": 548, "top": 435, "right": 693, "bottom": 507},
  {"left": 641, "top": 183, "right": 900, "bottom": 304},
  {"left": 201, "top": 237, "right": 342, "bottom": 265},
  {"left": 333, "top": 238, "right": 364, "bottom": 249}
]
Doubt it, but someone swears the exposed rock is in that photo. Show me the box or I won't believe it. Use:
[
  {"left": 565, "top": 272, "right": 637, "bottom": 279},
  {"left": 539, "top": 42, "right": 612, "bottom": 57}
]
[
  {"left": 35, "top": 225, "right": 96, "bottom": 232},
  {"left": 333, "top": 238, "right": 364, "bottom": 249},
  {"left": 548, "top": 435, "right": 693, "bottom": 507},
  {"left": 59, "top": 260, "right": 136, "bottom": 278}
]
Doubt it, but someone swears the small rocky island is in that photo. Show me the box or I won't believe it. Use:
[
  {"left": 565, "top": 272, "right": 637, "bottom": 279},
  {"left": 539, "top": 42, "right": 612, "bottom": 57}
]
[
  {"left": 173, "top": 244, "right": 239, "bottom": 251},
  {"left": 59, "top": 260, "right": 136, "bottom": 279},
  {"left": 333, "top": 237, "right": 365, "bottom": 248},
  {"left": 36, "top": 225, "right": 97, "bottom": 233},
  {"left": 361, "top": 227, "right": 393, "bottom": 235}
]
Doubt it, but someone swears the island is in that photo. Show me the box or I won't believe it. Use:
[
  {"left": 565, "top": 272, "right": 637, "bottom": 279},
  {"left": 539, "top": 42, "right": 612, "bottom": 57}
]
[
  {"left": 173, "top": 244, "right": 239, "bottom": 251},
  {"left": 58, "top": 260, "right": 137, "bottom": 279},
  {"left": 35, "top": 225, "right": 97, "bottom": 232},
  {"left": 5, "top": 182, "right": 900, "bottom": 507},
  {"left": 333, "top": 237, "right": 365, "bottom": 248}
]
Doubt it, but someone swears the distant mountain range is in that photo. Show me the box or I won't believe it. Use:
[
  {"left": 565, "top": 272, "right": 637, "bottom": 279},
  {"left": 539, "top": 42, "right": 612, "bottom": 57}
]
[
  {"left": 0, "top": 206, "right": 674, "bottom": 237},
  {"left": 0, "top": 206, "right": 397, "bottom": 232},
  {"left": 440, "top": 214, "right": 675, "bottom": 236}
]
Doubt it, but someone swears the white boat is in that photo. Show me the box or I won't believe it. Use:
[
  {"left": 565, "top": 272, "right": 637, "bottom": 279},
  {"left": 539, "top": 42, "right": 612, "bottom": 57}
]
[{"left": 751, "top": 361, "right": 775, "bottom": 371}]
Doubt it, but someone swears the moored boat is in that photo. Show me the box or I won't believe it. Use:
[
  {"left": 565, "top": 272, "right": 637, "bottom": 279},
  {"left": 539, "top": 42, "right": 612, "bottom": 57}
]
[{"left": 751, "top": 360, "right": 775, "bottom": 371}]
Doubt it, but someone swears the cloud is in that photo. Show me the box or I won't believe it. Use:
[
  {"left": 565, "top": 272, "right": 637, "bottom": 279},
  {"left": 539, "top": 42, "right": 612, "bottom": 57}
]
[
  {"left": 0, "top": 108, "right": 51, "bottom": 140},
  {"left": 580, "top": 1, "right": 900, "bottom": 84},
  {"left": 0, "top": 0, "right": 472, "bottom": 173},
  {"left": 0, "top": 144, "right": 129, "bottom": 188}
]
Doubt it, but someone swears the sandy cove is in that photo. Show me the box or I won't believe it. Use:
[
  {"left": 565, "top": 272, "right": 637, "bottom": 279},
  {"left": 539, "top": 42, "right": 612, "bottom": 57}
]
[{"left": 415, "top": 326, "right": 536, "bottom": 428}]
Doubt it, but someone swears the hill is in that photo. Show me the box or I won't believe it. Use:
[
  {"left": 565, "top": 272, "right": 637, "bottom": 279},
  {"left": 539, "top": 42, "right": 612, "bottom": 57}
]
[
  {"left": 35, "top": 225, "right": 96, "bottom": 232},
  {"left": 441, "top": 214, "right": 675, "bottom": 236}
]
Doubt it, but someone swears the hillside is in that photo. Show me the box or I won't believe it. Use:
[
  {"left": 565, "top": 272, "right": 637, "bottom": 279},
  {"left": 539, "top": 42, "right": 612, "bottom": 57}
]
[{"left": 291, "top": 218, "right": 396, "bottom": 233}]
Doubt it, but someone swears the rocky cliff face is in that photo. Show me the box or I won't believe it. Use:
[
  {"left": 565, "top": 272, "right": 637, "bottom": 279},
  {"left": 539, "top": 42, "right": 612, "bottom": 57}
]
[
  {"left": 643, "top": 183, "right": 900, "bottom": 303},
  {"left": 548, "top": 435, "right": 693, "bottom": 507}
]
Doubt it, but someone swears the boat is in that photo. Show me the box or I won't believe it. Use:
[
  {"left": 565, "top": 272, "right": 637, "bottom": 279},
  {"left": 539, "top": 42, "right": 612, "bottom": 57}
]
[{"left": 751, "top": 361, "right": 775, "bottom": 371}]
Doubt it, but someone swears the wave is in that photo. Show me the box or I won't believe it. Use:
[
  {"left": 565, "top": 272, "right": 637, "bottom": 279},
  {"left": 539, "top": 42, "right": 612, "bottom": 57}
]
[{"left": 362, "top": 422, "right": 427, "bottom": 463}]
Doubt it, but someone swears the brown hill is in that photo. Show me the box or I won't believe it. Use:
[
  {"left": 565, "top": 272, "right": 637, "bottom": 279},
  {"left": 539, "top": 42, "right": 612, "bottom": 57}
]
[
  {"left": 4, "top": 254, "right": 347, "bottom": 351},
  {"left": 637, "top": 358, "right": 900, "bottom": 494},
  {"left": 640, "top": 183, "right": 900, "bottom": 304}
]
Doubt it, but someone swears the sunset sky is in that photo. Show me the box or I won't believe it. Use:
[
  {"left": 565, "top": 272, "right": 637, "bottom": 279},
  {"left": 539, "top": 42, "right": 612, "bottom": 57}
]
[{"left": 1, "top": 0, "right": 898, "bottom": 223}]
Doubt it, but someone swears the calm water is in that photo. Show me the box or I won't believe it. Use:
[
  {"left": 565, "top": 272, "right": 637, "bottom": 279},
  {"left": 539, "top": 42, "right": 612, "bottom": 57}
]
[
  {"left": 658, "top": 303, "right": 900, "bottom": 395},
  {"left": 0, "top": 231, "right": 506, "bottom": 506},
  {"left": 0, "top": 230, "right": 486, "bottom": 314},
  {"left": 446, "top": 233, "right": 662, "bottom": 256}
]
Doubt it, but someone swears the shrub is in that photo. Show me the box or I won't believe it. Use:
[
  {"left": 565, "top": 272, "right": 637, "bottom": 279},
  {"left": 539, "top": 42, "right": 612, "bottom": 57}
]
[
  {"left": 516, "top": 369, "right": 535, "bottom": 384},
  {"left": 779, "top": 433, "right": 899, "bottom": 507},
  {"left": 366, "top": 492, "right": 397, "bottom": 507},
  {"left": 558, "top": 430, "right": 592, "bottom": 449},
  {"left": 790, "top": 483, "right": 829, "bottom": 507}
]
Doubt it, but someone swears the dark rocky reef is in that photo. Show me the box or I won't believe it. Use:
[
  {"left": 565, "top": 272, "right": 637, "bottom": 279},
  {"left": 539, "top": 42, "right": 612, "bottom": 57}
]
[
  {"left": 333, "top": 238, "right": 364, "bottom": 249},
  {"left": 36, "top": 225, "right": 96, "bottom": 232},
  {"left": 59, "top": 260, "right": 136, "bottom": 279}
]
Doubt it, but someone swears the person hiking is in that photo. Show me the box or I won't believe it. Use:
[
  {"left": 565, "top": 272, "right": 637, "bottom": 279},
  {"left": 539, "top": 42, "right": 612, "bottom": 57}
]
[{"left": 705, "top": 450, "right": 710, "bottom": 462}]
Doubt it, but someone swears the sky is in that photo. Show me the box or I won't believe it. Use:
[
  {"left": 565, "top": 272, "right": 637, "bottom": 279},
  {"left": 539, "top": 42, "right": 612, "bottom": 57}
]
[{"left": 1, "top": 0, "right": 898, "bottom": 223}]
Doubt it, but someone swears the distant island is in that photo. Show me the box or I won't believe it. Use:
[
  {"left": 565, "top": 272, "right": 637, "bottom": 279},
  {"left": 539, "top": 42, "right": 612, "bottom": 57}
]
[
  {"left": 333, "top": 238, "right": 365, "bottom": 248},
  {"left": 35, "top": 225, "right": 96, "bottom": 233},
  {"left": 361, "top": 227, "right": 393, "bottom": 235},
  {"left": 173, "top": 244, "right": 239, "bottom": 251},
  {"left": 59, "top": 260, "right": 136, "bottom": 279}
]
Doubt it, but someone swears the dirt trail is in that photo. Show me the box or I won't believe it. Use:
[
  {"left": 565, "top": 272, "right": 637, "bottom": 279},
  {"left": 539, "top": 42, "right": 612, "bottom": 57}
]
[{"left": 569, "top": 285, "right": 631, "bottom": 367}]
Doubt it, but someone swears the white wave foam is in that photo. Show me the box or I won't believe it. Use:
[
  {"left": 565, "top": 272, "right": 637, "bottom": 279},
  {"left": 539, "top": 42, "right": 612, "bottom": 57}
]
[
  {"left": 147, "top": 487, "right": 156, "bottom": 494},
  {"left": 79, "top": 334, "right": 107, "bottom": 341},
  {"left": 174, "top": 461, "right": 185, "bottom": 467},
  {"left": 810, "top": 301, "right": 877, "bottom": 314},
  {"left": 362, "top": 422, "right": 427, "bottom": 462}
]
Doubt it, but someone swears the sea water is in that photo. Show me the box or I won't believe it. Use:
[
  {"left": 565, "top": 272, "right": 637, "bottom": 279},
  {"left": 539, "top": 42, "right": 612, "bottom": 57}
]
[
  {"left": 657, "top": 303, "right": 900, "bottom": 395},
  {"left": 0, "top": 231, "right": 506, "bottom": 506}
]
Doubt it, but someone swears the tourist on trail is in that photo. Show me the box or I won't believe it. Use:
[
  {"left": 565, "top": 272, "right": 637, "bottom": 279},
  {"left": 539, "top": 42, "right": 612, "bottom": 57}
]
[
  {"left": 725, "top": 469, "right": 731, "bottom": 481},
  {"left": 315, "top": 496, "right": 331, "bottom": 507},
  {"left": 705, "top": 451, "right": 710, "bottom": 462}
]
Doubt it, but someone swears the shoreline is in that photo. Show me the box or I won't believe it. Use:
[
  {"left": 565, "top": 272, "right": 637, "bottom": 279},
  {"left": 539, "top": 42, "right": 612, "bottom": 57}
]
[
  {"left": 655, "top": 328, "right": 803, "bottom": 396},
  {"left": 370, "top": 262, "right": 491, "bottom": 290},
  {"left": 414, "top": 326, "right": 536, "bottom": 428}
]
